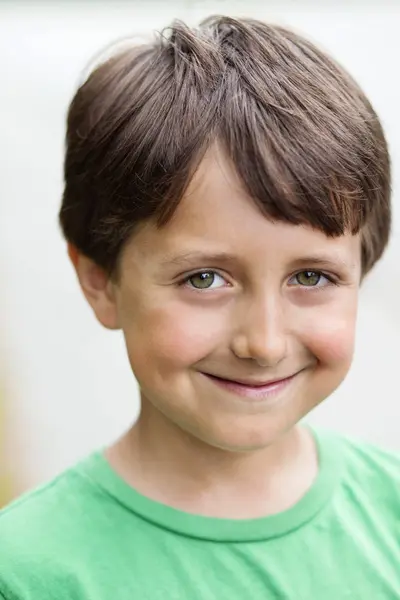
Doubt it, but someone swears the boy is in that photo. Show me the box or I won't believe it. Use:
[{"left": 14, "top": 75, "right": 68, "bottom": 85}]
[{"left": 0, "top": 15, "right": 398, "bottom": 599}]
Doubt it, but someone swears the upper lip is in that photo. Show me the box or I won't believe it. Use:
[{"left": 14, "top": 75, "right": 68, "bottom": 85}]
[{"left": 203, "top": 372, "right": 298, "bottom": 387}]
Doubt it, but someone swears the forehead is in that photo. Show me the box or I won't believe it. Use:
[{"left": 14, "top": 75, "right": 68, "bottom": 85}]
[{"left": 126, "top": 148, "right": 361, "bottom": 268}]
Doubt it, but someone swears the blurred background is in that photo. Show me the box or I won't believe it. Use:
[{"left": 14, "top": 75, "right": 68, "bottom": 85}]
[{"left": 1, "top": 0, "right": 399, "bottom": 503}]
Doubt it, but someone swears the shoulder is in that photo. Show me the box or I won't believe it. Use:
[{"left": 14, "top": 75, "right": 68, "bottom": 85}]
[
  {"left": 327, "top": 431, "right": 400, "bottom": 515},
  {"left": 339, "top": 434, "right": 400, "bottom": 483},
  {"left": 0, "top": 454, "right": 104, "bottom": 597},
  {"left": 0, "top": 454, "right": 100, "bottom": 538}
]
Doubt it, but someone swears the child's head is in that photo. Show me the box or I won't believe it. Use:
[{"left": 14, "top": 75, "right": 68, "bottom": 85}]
[{"left": 60, "top": 17, "right": 391, "bottom": 450}]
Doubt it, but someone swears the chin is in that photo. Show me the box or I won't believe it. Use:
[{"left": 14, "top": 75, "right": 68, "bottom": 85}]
[{"left": 191, "top": 415, "right": 299, "bottom": 453}]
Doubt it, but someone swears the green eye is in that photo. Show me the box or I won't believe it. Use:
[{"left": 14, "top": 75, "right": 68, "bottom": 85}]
[
  {"left": 188, "top": 272, "right": 216, "bottom": 289},
  {"left": 295, "top": 271, "right": 321, "bottom": 286}
]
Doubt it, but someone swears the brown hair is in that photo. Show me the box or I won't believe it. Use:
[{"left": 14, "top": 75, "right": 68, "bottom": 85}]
[{"left": 60, "top": 16, "right": 391, "bottom": 276}]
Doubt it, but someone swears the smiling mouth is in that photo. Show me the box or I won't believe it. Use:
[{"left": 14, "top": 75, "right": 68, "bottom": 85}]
[
  {"left": 203, "top": 373, "right": 298, "bottom": 387},
  {"left": 201, "top": 371, "right": 301, "bottom": 401}
]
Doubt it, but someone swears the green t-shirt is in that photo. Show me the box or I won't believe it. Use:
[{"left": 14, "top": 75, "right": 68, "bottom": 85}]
[{"left": 1, "top": 429, "right": 400, "bottom": 599}]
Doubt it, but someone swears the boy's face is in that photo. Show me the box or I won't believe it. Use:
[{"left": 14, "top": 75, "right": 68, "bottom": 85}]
[{"left": 77, "top": 147, "right": 361, "bottom": 451}]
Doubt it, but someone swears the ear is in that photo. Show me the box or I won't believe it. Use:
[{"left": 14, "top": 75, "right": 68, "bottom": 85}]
[{"left": 68, "top": 244, "right": 120, "bottom": 330}]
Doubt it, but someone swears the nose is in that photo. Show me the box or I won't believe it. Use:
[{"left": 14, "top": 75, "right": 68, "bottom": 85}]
[{"left": 230, "top": 294, "right": 288, "bottom": 368}]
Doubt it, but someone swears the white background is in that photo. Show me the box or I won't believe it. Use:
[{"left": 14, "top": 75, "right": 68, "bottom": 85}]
[{"left": 1, "top": 0, "right": 399, "bottom": 493}]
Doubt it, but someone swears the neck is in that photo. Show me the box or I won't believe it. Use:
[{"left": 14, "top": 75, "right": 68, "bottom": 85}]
[{"left": 106, "top": 400, "right": 318, "bottom": 519}]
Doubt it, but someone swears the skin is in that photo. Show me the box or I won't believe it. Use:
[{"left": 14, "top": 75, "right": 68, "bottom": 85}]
[{"left": 71, "top": 146, "right": 361, "bottom": 519}]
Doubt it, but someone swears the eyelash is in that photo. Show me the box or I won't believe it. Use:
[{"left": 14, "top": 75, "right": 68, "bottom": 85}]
[
  {"left": 178, "top": 270, "right": 228, "bottom": 291},
  {"left": 179, "top": 269, "right": 338, "bottom": 292},
  {"left": 289, "top": 271, "right": 337, "bottom": 290}
]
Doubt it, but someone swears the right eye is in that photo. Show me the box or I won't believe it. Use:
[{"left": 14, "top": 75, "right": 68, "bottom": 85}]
[{"left": 183, "top": 271, "right": 227, "bottom": 290}]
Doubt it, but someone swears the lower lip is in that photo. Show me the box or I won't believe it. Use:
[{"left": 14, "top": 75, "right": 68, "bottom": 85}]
[{"left": 202, "top": 373, "right": 298, "bottom": 401}]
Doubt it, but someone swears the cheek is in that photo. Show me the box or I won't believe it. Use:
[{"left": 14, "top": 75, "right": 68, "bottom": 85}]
[
  {"left": 121, "top": 299, "right": 224, "bottom": 373},
  {"left": 300, "top": 297, "right": 358, "bottom": 367}
]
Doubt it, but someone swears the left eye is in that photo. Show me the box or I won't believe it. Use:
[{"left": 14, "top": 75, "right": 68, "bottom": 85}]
[
  {"left": 289, "top": 271, "right": 330, "bottom": 287},
  {"left": 185, "top": 271, "right": 227, "bottom": 290}
]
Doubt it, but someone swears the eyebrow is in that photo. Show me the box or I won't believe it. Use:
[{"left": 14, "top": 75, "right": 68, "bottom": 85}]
[
  {"left": 289, "top": 255, "right": 352, "bottom": 271},
  {"left": 161, "top": 251, "right": 238, "bottom": 269}
]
